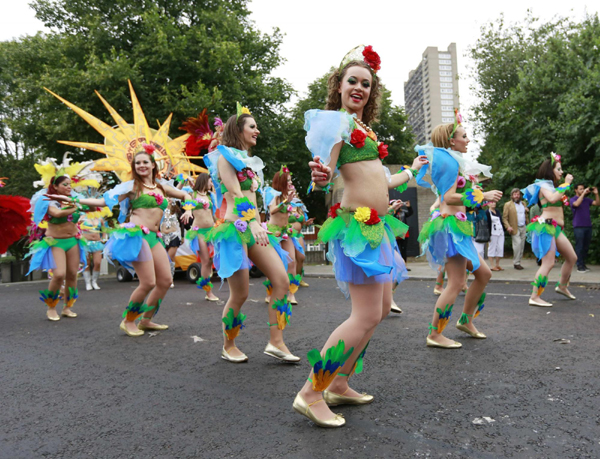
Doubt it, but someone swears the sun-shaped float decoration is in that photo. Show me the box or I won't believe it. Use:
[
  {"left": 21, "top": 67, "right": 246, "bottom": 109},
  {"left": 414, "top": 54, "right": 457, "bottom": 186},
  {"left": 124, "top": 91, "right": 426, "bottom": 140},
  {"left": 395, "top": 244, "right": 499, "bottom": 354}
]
[{"left": 44, "top": 80, "right": 206, "bottom": 182}]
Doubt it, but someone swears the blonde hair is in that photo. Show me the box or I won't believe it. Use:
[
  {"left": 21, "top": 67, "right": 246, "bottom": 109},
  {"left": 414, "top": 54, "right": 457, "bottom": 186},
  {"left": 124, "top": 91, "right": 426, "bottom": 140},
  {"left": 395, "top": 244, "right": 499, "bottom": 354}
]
[{"left": 430, "top": 123, "right": 454, "bottom": 149}]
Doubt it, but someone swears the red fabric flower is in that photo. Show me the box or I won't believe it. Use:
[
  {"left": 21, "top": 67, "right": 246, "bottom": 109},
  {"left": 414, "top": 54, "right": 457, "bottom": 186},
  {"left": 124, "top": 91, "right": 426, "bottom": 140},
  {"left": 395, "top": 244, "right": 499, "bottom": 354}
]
[
  {"left": 362, "top": 46, "right": 381, "bottom": 73},
  {"left": 329, "top": 203, "right": 341, "bottom": 219},
  {"left": 364, "top": 209, "right": 381, "bottom": 225},
  {"left": 350, "top": 129, "right": 367, "bottom": 149},
  {"left": 531, "top": 215, "right": 539, "bottom": 223},
  {"left": 378, "top": 142, "right": 388, "bottom": 160}
]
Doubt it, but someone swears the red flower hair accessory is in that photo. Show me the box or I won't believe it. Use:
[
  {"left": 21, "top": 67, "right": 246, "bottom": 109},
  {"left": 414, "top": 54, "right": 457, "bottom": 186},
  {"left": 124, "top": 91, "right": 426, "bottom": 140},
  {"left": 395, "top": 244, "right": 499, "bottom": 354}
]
[
  {"left": 350, "top": 129, "right": 367, "bottom": 149},
  {"left": 339, "top": 45, "right": 381, "bottom": 75},
  {"left": 142, "top": 143, "right": 156, "bottom": 154}
]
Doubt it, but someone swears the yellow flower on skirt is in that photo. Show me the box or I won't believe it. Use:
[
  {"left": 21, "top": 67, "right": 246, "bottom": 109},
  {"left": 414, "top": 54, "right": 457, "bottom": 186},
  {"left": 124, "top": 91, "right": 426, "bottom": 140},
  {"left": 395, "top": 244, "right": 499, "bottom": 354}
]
[{"left": 354, "top": 207, "right": 371, "bottom": 223}]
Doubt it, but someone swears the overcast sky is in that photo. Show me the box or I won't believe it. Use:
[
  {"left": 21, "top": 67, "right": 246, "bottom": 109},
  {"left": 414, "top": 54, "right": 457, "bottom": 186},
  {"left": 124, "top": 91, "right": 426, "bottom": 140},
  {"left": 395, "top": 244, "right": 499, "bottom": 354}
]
[{"left": 1, "top": 0, "right": 597, "bottom": 150}]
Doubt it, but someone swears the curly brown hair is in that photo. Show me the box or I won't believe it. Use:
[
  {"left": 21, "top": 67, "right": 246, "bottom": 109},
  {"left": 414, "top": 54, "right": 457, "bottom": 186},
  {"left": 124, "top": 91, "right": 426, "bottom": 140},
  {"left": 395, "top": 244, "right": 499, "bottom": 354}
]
[
  {"left": 325, "top": 61, "right": 381, "bottom": 125},
  {"left": 130, "top": 151, "right": 165, "bottom": 196}
]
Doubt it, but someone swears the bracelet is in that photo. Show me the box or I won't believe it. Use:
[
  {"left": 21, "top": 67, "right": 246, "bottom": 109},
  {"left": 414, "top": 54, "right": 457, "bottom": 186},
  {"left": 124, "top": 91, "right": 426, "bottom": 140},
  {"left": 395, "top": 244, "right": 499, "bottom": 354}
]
[
  {"left": 70, "top": 196, "right": 80, "bottom": 204},
  {"left": 233, "top": 197, "right": 257, "bottom": 221},
  {"left": 460, "top": 188, "right": 484, "bottom": 208},
  {"left": 556, "top": 183, "right": 571, "bottom": 193},
  {"left": 182, "top": 200, "right": 196, "bottom": 211}
]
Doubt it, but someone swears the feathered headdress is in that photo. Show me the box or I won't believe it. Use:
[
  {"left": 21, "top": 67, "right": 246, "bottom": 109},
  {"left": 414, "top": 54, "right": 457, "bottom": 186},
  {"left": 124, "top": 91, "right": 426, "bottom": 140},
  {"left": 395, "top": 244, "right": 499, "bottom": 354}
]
[
  {"left": 448, "top": 109, "right": 463, "bottom": 140},
  {"left": 33, "top": 153, "right": 99, "bottom": 189},
  {"left": 179, "top": 109, "right": 218, "bottom": 157},
  {"left": 339, "top": 45, "right": 381, "bottom": 75}
]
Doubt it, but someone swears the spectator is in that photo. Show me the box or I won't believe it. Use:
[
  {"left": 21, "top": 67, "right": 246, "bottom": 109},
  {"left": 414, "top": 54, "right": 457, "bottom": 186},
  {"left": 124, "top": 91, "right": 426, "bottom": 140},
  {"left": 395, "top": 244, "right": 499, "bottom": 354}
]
[
  {"left": 570, "top": 184, "right": 600, "bottom": 272},
  {"left": 502, "top": 188, "right": 529, "bottom": 270},
  {"left": 473, "top": 210, "right": 491, "bottom": 258},
  {"left": 487, "top": 202, "right": 505, "bottom": 271},
  {"left": 393, "top": 199, "right": 413, "bottom": 266}
]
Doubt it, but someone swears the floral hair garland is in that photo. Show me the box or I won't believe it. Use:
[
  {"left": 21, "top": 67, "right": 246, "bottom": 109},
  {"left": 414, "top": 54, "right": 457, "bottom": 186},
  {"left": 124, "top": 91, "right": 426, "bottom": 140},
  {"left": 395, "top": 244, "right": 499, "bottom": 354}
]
[
  {"left": 550, "top": 152, "right": 561, "bottom": 165},
  {"left": 448, "top": 109, "right": 463, "bottom": 141},
  {"left": 236, "top": 102, "right": 251, "bottom": 120},
  {"left": 339, "top": 45, "right": 381, "bottom": 75}
]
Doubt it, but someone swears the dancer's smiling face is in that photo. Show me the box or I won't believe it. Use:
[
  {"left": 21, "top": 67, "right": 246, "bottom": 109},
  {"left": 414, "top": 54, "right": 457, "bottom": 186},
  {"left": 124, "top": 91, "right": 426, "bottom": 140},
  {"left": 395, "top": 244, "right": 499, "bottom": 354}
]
[
  {"left": 134, "top": 153, "right": 155, "bottom": 178},
  {"left": 55, "top": 177, "right": 72, "bottom": 196},
  {"left": 339, "top": 65, "right": 372, "bottom": 116},
  {"left": 553, "top": 162, "right": 564, "bottom": 181},
  {"left": 450, "top": 127, "right": 470, "bottom": 153},
  {"left": 241, "top": 117, "right": 260, "bottom": 149}
]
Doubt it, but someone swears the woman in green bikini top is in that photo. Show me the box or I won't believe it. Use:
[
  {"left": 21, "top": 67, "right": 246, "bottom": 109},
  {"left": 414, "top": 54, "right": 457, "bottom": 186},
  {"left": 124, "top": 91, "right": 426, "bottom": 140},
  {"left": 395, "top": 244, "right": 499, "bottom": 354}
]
[
  {"left": 185, "top": 172, "right": 219, "bottom": 301},
  {"left": 47, "top": 147, "right": 194, "bottom": 338}
]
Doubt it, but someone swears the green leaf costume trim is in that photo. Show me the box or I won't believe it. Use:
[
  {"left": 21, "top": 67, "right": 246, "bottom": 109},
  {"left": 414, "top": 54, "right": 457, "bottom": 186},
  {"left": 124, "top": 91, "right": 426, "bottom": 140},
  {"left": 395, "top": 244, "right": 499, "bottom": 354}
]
[
  {"left": 39, "top": 289, "right": 61, "bottom": 309},
  {"left": 474, "top": 292, "right": 486, "bottom": 318},
  {"left": 122, "top": 301, "right": 148, "bottom": 321},
  {"left": 66, "top": 287, "right": 79, "bottom": 308},
  {"left": 532, "top": 274, "right": 548, "bottom": 296},
  {"left": 435, "top": 304, "right": 454, "bottom": 334},
  {"left": 272, "top": 295, "right": 292, "bottom": 330}
]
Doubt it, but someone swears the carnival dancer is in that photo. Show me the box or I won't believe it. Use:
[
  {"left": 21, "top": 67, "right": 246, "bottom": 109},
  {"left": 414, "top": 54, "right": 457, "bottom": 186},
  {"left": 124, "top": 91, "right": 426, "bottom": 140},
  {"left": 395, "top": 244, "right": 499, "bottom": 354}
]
[
  {"left": 27, "top": 168, "right": 92, "bottom": 321},
  {"left": 522, "top": 153, "right": 576, "bottom": 306},
  {"left": 161, "top": 199, "right": 183, "bottom": 289},
  {"left": 263, "top": 167, "right": 304, "bottom": 305},
  {"left": 46, "top": 145, "right": 194, "bottom": 336},
  {"left": 416, "top": 115, "right": 502, "bottom": 349},
  {"left": 203, "top": 104, "right": 299, "bottom": 364},
  {"left": 185, "top": 172, "right": 219, "bottom": 301},
  {"left": 294, "top": 45, "right": 426, "bottom": 428},
  {"left": 80, "top": 208, "right": 110, "bottom": 290},
  {"left": 290, "top": 198, "right": 313, "bottom": 288}
]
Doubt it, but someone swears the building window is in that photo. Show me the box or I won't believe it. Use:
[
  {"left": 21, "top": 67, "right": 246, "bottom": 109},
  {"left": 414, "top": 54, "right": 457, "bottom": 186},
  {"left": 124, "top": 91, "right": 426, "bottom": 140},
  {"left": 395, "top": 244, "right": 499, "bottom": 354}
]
[
  {"left": 440, "top": 89, "right": 453, "bottom": 93},
  {"left": 441, "top": 94, "right": 453, "bottom": 99},
  {"left": 442, "top": 110, "right": 454, "bottom": 116},
  {"left": 439, "top": 60, "right": 452, "bottom": 65},
  {"left": 440, "top": 83, "right": 453, "bottom": 88},
  {"left": 440, "top": 65, "right": 452, "bottom": 70},
  {"left": 442, "top": 117, "right": 454, "bottom": 122},
  {"left": 439, "top": 53, "right": 451, "bottom": 59},
  {"left": 439, "top": 71, "right": 452, "bottom": 76},
  {"left": 440, "top": 77, "right": 453, "bottom": 82}
]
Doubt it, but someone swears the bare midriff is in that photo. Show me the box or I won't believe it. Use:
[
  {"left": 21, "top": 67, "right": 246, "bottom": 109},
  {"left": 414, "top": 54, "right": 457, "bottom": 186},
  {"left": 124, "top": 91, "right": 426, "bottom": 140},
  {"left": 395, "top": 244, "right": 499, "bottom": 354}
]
[{"left": 339, "top": 159, "right": 389, "bottom": 215}]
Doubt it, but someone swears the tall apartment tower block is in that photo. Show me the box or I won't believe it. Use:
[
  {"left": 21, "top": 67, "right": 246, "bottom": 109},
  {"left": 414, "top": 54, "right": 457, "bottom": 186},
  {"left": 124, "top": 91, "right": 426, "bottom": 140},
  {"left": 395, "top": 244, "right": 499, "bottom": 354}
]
[{"left": 404, "top": 43, "right": 460, "bottom": 145}]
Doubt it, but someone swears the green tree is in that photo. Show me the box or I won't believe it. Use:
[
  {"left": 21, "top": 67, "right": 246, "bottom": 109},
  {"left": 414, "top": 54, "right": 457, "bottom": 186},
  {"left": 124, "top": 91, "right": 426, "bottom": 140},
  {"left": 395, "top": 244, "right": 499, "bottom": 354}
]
[{"left": 468, "top": 12, "right": 600, "bottom": 261}]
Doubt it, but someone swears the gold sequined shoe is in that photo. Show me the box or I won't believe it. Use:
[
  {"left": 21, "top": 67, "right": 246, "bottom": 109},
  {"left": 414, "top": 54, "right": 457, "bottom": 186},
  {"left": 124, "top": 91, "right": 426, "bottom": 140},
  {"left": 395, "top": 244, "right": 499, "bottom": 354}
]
[
  {"left": 120, "top": 320, "right": 144, "bottom": 337},
  {"left": 205, "top": 295, "right": 220, "bottom": 302},
  {"left": 221, "top": 346, "right": 248, "bottom": 363},
  {"left": 426, "top": 336, "right": 462, "bottom": 349},
  {"left": 300, "top": 280, "right": 310, "bottom": 287},
  {"left": 555, "top": 287, "right": 576, "bottom": 300},
  {"left": 456, "top": 322, "right": 486, "bottom": 339},
  {"left": 529, "top": 299, "right": 552, "bottom": 307},
  {"left": 390, "top": 299, "right": 402, "bottom": 314},
  {"left": 61, "top": 308, "right": 77, "bottom": 318},
  {"left": 292, "top": 393, "right": 345, "bottom": 428},
  {"left": 138, "top": 322, "right": 169, "bottom": 331},
  {"left": 323, "top": 389, "right": 374, "bottom": 406},
  {"left": 264, "top": 342, "right": 301, "bottom": 363}
]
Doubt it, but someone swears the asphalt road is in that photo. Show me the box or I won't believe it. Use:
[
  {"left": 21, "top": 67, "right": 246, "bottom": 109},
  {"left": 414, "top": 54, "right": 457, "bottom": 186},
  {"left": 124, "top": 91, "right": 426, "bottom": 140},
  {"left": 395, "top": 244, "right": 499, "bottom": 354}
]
[{"left": 1, "top": 275, "right": 599, "bottom": 459}]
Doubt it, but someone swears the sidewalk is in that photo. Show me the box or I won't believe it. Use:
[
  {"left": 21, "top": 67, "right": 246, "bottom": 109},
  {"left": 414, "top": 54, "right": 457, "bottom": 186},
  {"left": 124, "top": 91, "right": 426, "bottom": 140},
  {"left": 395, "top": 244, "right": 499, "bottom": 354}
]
[{"left": 304, "top": 258, "right": 600, "bottom": 286}]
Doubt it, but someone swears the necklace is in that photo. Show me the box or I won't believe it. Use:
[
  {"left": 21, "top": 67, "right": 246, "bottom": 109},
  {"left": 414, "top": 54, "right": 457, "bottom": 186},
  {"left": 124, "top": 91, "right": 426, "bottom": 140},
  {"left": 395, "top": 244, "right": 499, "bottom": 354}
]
[
  {"left": 354, "top": 117, "right": 377, "bottom": 141},
  {"left": 142, "top": 182, "right": 157, "bottom": 189}
]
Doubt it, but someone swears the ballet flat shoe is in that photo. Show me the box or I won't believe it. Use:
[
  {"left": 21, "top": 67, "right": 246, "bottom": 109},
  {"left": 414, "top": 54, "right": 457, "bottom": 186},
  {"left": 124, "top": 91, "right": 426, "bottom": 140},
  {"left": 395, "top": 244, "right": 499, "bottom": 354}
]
[
  {"left": 433, "top": 288, "right": 443, "bottom": 296},
  {"left": 221, "top": 346, "right": 248, "bottom": 363},
  {"left": 292, "top": 393, "right": 345, "bottom": 428},
  {"left": 138, "top": 322, "right": 169, "bottom": 331},
  {"left": 555, "top": 287, "right": 576, "bottom": 300},
  {"left": 390, "top": 300, "right": 402, "bottom": 314},
  {"left": 264, "top": 342, "right": 301, "bottom": 363},
  {"left": 264, "top": 298, "right": 270, "bottom": 304},
  {"left": 61, "top": 308, "right": 77, "bottom": 318},
  {"left": 456, "top": 322, "right": 487, "bottom": 339},
  {"left": 205, "top": 295, "right": 220, "bottom": 302},
  {"left": 120, "top": 320, "right": 144, "bottom": 337},
  {"left": 300, "top": 280, "right": 310, "bottom": 287},
  {"left": 426, "top": 336, "right": 462, "bottom": 349},
  {"left": 323, "top": 390, "right": 374, "bottom": 407},
  {"left": 529, "top": 299, "right": 552, "bottom": 307},
  {"left": 46, "top": 310, "right": 60, "bottom": 322},
  {"left": 290, "top": 299, "right": 298, "bottom": 305}
]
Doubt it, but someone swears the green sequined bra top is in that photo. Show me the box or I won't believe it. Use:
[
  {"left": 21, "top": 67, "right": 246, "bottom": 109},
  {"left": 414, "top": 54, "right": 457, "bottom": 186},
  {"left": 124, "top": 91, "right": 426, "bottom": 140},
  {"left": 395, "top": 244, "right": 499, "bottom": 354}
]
[
  {"left": 220, "top": 177, "right": 256, "bottom": 195},
  {"left": 337, "top": 136, "right": 380, "bottom": 168},
  {"left": 131, "top": 193, "right": 168, "bottom": 211}
]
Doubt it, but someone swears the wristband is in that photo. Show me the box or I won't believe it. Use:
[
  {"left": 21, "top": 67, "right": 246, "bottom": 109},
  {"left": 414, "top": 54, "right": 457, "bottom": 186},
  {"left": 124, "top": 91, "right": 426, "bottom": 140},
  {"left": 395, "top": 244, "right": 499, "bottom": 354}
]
[
  {"left": 556, "top": 183, "right": 571, "bottom": 193},
  {"left": 460, "top": 188, "right": 484, "bottom": 208},
  {"left": 182, "top": 200, "right": 196, "bottom": 211},
  {"left": 233, "top": 197, "right": 256, "bottom": 221}
]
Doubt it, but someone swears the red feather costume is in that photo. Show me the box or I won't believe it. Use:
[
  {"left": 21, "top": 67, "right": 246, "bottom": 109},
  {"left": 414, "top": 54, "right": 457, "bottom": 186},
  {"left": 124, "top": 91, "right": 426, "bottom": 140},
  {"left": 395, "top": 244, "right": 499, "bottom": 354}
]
[{"left": 0, "top": 195, "right": 31, "bottom": 254}]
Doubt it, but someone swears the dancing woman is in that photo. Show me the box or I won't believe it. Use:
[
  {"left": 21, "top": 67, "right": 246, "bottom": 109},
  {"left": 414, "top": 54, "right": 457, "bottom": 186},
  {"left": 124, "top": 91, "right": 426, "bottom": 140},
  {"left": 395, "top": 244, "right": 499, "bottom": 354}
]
[
  {"left": 416, "top": 117, "right": 502, "bottom": 349},
  {"left": 294, "top": 45, "right": 426, "bottom": 427},
  {"left": 263, "top": 167, "right": 303, "bottom": 305},
  {"left": 185, "top": 172, "right": 219, "bottom": 301},
  {"left": 27, "top": 174, "right": 90, "bottom": 321},
  {"left": 203, "top": 106, "right": 299, "bottom": 363},
  {"left": 522, "top": 153, "right": 576, "bottom": 307},
  {"left": 46, "top": 145, "right": 193, "bottom": 336},
  {"left": 289, "top": 198, "right": 313, "bottom": 287}
]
